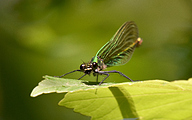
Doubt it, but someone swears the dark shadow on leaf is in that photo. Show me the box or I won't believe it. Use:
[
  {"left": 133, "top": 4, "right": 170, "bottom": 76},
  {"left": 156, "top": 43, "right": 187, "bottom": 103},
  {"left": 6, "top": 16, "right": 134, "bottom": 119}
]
[
  {"left": 109, "top": 86, "right": 139, "bottom": 119},
  {"left": 82, "top": 81, "right": 104, "bottom": 85}
]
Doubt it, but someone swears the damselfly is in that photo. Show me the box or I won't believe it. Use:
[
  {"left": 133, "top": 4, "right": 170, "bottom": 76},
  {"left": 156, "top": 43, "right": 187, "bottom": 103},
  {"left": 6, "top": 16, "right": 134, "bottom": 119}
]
[{"left": 58, "top": 21, "right": 142, "bottom": 85}]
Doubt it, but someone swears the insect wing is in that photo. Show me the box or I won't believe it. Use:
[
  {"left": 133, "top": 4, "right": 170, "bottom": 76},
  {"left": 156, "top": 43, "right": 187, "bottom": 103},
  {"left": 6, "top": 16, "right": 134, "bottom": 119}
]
[{"left": 96, "top": 21, "right": 139, "bottom": 67}]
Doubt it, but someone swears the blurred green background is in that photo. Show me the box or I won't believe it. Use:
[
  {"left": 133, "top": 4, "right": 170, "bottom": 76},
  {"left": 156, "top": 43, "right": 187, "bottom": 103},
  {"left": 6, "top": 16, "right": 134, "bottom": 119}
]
[{"left": 0, "top": 0, "right": 192, "bottom": 120}]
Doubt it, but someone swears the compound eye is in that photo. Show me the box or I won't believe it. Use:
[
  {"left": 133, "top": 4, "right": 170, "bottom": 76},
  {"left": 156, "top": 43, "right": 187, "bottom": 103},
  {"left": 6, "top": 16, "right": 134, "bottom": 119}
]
[
  {"left": 92, "top": 62, "right": 98, "bottom": 68},
  {"left": 80, "top": 64, "right": 86, "bottom": 70}
]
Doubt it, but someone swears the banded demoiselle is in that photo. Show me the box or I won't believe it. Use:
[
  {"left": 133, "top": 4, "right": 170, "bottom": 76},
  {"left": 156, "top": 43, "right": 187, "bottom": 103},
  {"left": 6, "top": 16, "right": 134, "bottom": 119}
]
[{"left": 58, "top": 21, "right": 143, "bottom": 85}]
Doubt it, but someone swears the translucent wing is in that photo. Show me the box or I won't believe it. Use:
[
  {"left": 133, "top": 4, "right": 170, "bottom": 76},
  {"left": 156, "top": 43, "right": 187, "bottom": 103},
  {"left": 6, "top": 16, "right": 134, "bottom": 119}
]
[{"left": 95, "top": 21, "right": 140, "bottom": 67}]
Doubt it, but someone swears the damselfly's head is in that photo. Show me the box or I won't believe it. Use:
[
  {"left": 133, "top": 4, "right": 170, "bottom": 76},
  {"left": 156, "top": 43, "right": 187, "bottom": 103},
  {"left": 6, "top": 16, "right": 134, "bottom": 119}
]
[{"left": 80, "top": 62, "right": 98, "bottom": 74}]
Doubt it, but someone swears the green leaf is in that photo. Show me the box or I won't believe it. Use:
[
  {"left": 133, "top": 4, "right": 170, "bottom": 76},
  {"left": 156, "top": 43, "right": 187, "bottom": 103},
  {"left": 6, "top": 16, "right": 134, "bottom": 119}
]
[
  {"left": 31, "top": 76, "right": 192, "bottom": 120},
  {"left": 30, "top": 75, "right": 121, "bottom": 97},
  {"left": 59, "top": 86, "right": 139, "bottom": 120}
]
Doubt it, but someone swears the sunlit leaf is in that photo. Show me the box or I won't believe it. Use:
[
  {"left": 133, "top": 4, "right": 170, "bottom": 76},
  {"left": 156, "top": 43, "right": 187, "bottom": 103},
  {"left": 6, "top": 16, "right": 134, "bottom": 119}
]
[
  {"left": 30, "top": 75, "right": 125, "bottom": 97},
  {"left": 31, "top": 76, "right": 192, "bottom": 120}
]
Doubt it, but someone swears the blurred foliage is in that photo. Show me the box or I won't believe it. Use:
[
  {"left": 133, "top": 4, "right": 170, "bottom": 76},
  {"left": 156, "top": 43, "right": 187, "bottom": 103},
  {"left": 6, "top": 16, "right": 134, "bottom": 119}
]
[{"left": 0, "top": 0, "right": 192, "bottom": 120}]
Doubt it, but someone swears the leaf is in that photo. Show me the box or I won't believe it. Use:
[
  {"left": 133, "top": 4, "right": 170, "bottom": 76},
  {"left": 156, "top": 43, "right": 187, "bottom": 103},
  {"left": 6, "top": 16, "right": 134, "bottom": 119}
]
[
  {"left": 31, "top": 76, "right": 192, "bottom": 120},
  {"left": 30, "top": 75, "right": 124, "bottom": 97},
  {"left": 59, "top": 86, "right": 139, "bottom": 120}
]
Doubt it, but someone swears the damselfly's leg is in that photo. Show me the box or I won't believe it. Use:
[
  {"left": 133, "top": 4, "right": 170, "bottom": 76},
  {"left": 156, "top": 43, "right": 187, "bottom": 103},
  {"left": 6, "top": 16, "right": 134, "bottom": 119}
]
[
  {"left": 98, "top": 70, "right": 134, "bottom": 83},
  {"left": 57, "top": 70, "right": 81, "bottom": 78},
  {"left": 96, "top": 73, "right": 99, "bottom": 83},
  {"left": 97, "top": 71, "right": 110, "bottom": 85},
  {"left": 78, "top": 73, "right": 87, "bottom": 80}
]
